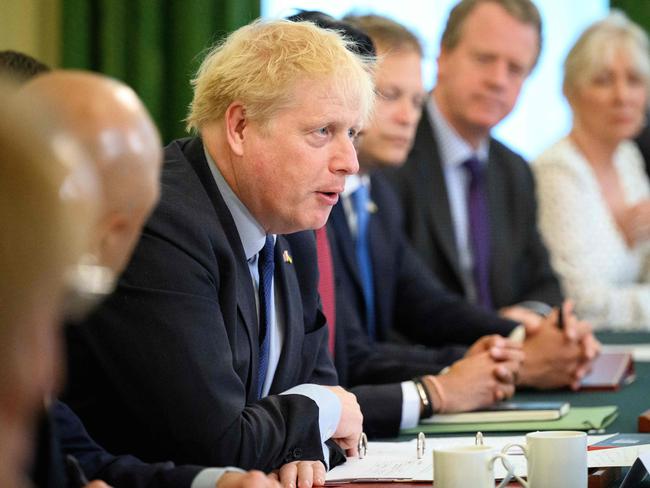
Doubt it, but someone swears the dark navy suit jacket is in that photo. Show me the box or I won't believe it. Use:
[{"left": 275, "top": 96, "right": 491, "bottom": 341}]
[
  {"left": 385, "top": 114, "right": 562, "bottom": 308},
  {"left": 65, "top": 137, "right": 341, "bottom": 471},
  {"left": 31, "top": 401, "right": 202, "bottom": 488},
  {"left": 324, "top": 173, "right": 518, "bottom": 436}
]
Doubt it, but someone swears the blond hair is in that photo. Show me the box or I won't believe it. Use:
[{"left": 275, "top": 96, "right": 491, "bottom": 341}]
[
  {"left": 345, "top": 14, "right": 422, "bottom": 57},
  {"left": 186, "top": 19, "right": 375, "bottom": 132},
  {"left": 563, "top": 11, "right": 650, "bottom": 98}
]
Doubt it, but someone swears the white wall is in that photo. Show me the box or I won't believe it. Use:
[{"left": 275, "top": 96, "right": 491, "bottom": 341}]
[{"left": 263, "top": 0, "right": 609, "bottom": 160}]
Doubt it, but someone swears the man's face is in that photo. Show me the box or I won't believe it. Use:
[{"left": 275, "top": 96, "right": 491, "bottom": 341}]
[
  {"left": 357, "top": 48, "right": 425, "bottom": 168},
  {"left": 435, "top": 2, "right": 539, "bottom": 146},
  {"left": 235, "top": 78, "right": 362, "bottom": 234}
]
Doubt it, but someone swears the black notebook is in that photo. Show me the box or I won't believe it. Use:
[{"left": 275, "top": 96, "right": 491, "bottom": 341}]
[{"left": 422, "top": 401, "right": 570, "bottom": 424}]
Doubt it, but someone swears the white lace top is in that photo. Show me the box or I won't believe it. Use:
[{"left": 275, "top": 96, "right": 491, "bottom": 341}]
[{"left": 533, "top": 137, "right": 650, "bottom": 330}]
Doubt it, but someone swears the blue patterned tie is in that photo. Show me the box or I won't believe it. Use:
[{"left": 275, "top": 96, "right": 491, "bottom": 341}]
[
  {"left": 257, "top": 235, "right": 275, "bottom": 398},
  {"left": 464, "top": 156, "right": 493, "bottom": 310},
  {"left": 352, "top": 184, "right": 376, "bottom": 340}
]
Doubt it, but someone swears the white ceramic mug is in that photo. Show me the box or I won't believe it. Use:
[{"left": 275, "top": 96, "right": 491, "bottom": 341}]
[
  {"left": 501, "top": 431, "right": 588, "bottom": 488},
  {"left": 433, "top": 445, "right": 525, "bottom": 488}
]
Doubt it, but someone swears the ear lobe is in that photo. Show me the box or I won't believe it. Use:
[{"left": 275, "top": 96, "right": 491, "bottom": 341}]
[{"left": 225, "top": 102, "right": 247, "bottom": 157}]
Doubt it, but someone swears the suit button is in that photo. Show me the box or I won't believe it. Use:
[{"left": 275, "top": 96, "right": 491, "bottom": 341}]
[{"left": 292, "top": 448, "right": 302, "bottom": 459}]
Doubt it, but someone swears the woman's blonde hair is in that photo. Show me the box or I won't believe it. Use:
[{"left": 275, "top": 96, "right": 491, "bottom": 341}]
[{"left": 564, "top": 11, "right": 650, "bottom": 97}]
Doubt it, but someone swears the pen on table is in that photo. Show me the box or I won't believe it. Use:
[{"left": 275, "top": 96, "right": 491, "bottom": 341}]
[{"left": 66, "top": 454, "right": 89, "bottom": 487}]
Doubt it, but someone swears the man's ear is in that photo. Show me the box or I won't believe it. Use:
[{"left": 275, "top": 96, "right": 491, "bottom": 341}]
[{"left": 224, "top": 101, "right": 247, "bottom": 157}]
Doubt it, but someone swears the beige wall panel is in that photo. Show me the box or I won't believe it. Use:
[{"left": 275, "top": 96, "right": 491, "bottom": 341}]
[{"left": 0, "top": 0, "right": 60, "bottom": 67}]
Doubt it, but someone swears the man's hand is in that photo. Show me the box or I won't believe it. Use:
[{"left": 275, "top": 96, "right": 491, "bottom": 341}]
[
  {"left": 270, "top": 460, "right": 326, "bottom": 488},
  {"left": 425, "top": 351, "right": 519, "bottom": 413},
  {"left": 465, "top": 334, "right": 524, "bottom": 363},
  {"left": 218, "top": 471, "right": 281, "bottom": 488},
  {"left": 517, "top": 302, "right": 600, "bottom": 390},
  {"left": 499, "top": 305, "right": 543, "bottom": 332},
  {"left": 84, "top": 482, "right": 112, "bottom": 488},
  {"left": 323, "top": 386, "right": 363, "bottom": 457}
]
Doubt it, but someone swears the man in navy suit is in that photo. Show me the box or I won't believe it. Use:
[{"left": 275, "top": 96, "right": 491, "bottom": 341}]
[
  {"left": 327, "top": 12, "right": 599, "bottom": 437},
  {"left": 64, "top": 19, "right": 373, "bottom": 476},
  {"left": 379, "top": 0, "right": 599, "bottom": 389},
  {"left": 22, "top": 71, "right": 292, "bottom": 488},
  {"left": 320, "top": 14, "right": 527, "bottom": 437}
]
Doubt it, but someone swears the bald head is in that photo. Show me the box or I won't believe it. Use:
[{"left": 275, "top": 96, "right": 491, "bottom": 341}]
[{"left": 21, "top": 71, "right": 163, "bottom": 273}]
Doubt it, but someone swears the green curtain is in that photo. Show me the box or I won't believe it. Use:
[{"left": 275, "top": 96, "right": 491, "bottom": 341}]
[
  {"left": 610, "top": 0, "right": 650, "bottom": 36},
  {"left": 61, "top": 0, "right": 260, "bottom": 144}
]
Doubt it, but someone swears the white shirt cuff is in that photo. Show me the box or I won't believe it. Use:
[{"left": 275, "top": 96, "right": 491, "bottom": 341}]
[
  {"left": 191, "top": 467, "right": 245, "bottom": 488},
  {"left": 400, "top": 381, "right": 421, "bottom": 430}
]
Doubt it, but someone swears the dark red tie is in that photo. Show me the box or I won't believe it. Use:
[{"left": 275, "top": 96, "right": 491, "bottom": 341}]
[{"left": 315, "top": 226, "right": 336, "bottom": 357}]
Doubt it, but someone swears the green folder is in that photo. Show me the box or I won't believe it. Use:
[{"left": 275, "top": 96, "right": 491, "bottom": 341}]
[{"left": 401, "top": 406, "right": 619, "bottom": 435}]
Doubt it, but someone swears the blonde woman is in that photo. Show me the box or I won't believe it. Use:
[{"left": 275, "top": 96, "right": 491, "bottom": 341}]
[{"left": 534, "top": 12, "right": 650, "bottom": 330}]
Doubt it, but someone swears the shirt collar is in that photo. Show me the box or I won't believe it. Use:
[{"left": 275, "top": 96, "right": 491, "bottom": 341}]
[
  {"left": 427, "top": 97, "right": 489, "bottom": 170},
  {"left": 204, "top": 147, "right": 268, "bottom": 260},
  {"left": 342, "top": 173, "right": 371, "bottom": 198}
]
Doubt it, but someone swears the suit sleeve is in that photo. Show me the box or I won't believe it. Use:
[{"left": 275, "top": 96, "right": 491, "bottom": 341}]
[
  {"left": 65, "top": 223, "right": 326, "bottom": 471},
  {"left": 393, "top": 239, "right": 517, "bottom": 345},
  {"left": 54, "top": 401, "right": 203, "bottom": 488}
]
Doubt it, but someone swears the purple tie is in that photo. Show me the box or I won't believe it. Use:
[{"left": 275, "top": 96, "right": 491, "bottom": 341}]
[{"left": 463, "top": 156, "right": 493, "bottom": 310}]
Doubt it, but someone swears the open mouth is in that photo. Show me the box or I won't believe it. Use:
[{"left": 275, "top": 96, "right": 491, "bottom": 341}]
[{"left": 318, "top": 191, "right": 340, "bottom": 205}]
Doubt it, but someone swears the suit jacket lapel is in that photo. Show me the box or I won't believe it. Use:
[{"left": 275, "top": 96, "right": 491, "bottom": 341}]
[
  {"left": 269, "top": 236, "right": 301, "bottom": 392},
  {"left": 183, "top": 138, "right": 259, "bottom": 396},
  {"left": 417, "top": 115, "right": 464, "bottom": 284},
  {"left": 329, "top": 201, "right": 364, "bottom": 292},
  {"left": 368, "top": 180, "right": 390, "bottom": 335}
]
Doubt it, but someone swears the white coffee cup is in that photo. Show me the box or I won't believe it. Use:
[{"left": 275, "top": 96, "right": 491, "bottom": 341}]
[
  {"left": 501, "top": 430, "right": 588, "bottom": 488},
  {"left": 433, "top": 445, "right": 525, "bottom": 488}
]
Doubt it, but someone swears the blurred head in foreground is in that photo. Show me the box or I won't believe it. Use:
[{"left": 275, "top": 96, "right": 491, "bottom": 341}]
[{"left": 0, "top": 78, "right": 98, "bottom": 487}]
